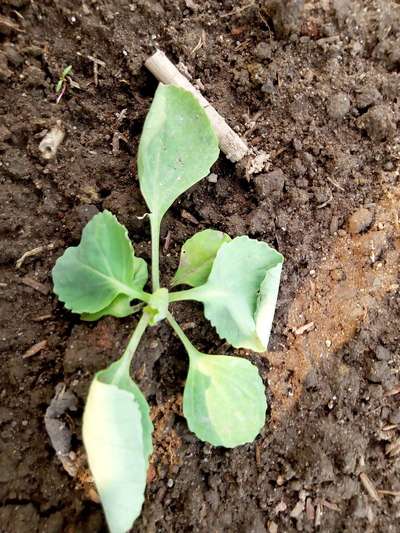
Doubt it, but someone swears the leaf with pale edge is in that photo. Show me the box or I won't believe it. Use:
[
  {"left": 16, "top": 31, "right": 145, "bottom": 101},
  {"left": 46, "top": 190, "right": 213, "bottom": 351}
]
[
  {"left": 172, "top": 229, "right": 231, "bottom": 287},
  {"left": 191, "top": 236, "right": 283, "bottom": 352},
  {"left": 82, "top": 360, "right": 153, "bottom": 533},
  {"left": 183, "top": 350, "right": 266, "bottom": 447},
  {"left": 137, "top": 85, "right": 219, "bottom": 223},
  {"left": 52, "top": 211, "right": 148, "bottom": 315}
]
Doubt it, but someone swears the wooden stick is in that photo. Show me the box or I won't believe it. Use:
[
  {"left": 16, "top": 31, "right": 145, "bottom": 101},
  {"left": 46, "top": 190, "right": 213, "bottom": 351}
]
[{"left": 144, "top": 50, "right": 248, "bottom": 163}]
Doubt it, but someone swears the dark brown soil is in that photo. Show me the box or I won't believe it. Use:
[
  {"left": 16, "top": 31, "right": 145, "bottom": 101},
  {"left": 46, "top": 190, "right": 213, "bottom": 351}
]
[{"left": 1, "top": 1, "right": 400, "bottom": 532}]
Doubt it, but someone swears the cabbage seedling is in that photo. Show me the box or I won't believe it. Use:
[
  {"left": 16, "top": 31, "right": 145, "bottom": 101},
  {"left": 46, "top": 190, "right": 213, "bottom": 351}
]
[{"left": 52, "top": 85, "right": 283, "bottom": 533}]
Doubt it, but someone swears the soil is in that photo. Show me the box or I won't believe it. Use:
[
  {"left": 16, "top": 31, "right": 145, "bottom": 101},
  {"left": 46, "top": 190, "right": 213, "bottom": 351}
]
[{"left": 1, "top": 0, "right": 400, "bottom": 532}]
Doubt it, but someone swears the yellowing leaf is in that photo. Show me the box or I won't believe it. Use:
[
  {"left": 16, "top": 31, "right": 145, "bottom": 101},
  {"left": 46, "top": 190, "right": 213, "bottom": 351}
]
[{"left": 83, "top": 361, "right": 153, "bottom": 533}]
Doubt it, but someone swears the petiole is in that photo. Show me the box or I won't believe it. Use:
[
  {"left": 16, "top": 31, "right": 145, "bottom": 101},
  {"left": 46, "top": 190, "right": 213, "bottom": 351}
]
[{"left": 111, "top": 311, "right": 150, "bottom": 383}]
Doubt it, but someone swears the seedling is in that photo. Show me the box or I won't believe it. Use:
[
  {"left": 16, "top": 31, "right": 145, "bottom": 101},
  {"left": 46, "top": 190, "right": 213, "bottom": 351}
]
[
  {"left": 52, "top": 85, "right": 283, "bottom": 533},
  {"left": 55, "top": 65, "right": 73, "bottom": 103}
]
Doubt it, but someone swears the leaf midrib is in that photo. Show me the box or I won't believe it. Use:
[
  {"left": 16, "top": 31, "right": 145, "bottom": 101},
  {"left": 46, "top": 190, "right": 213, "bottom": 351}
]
[{"left": 75, "top": 256, "right": 137, "bottom": 297}]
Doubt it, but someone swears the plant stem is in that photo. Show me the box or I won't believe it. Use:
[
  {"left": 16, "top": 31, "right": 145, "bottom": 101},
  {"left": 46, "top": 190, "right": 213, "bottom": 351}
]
[
  {"left": 113, "top": 312, "right": 150, "bottom": 381},
  {"left": 168, "top": 287, "right": 202, "bottom": 303},
  {"left": 128, "top": 287, "right": 152, "bottom": 303},
  {"left": 166, "top": 310, "right": 199, "bottom": 356},
  {"left": 150, "top": 214, "right": 160, "bottom": 291}
]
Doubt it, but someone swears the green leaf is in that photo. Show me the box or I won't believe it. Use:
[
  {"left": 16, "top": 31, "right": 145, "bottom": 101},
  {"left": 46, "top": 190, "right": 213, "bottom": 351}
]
[
  {"left": 80, "top": 295, "right": 143, "bottom": 321},
  {"left": 172, "top": 229, "right": 231, "bottom": 287},
  {"left": 191, "top": 236, "right": 283, "bottom": 352},
  {"left": 137, "top": 84, "right": 219, "bottom": 223},
  {"left": 132, "top": 256, "right": 148, "bottom": 290},
  {"left": 82, "top": 361, "right": 153, "bottom": 533},
  {"left": 62, "top": 65, "right": 73, "bottom": 78},
  {"left": 55, "top": 79, "right": 63, "bottom": 93},
  {"left": 183, "top": 351, "right": 266, "bottom": 447},
  {"left": 145, "top": 287, "right": 169, "bottom": 325},
  {"left": 52, "top": 211, "right": 147, "bottom": 314}
]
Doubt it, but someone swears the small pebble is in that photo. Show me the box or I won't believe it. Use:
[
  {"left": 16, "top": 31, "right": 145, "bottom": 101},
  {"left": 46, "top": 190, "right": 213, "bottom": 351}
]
[
  {"left": 375, "top": 345, "right": 392, "bottom": 361},
  {"left": 347, "top": 207, "right": 373, "bottom": 234},
  {"left": 367, "top": 361, "right": 390, "bottom": 384},
  {"left": 255, "top": 41, "right": 272, "bottom": 60},
  {"left": 327, "top": 92, "right": 350, "bottom": 120},
  {"left": 388, "top": 409, "right": 400, "bottom": 425}
]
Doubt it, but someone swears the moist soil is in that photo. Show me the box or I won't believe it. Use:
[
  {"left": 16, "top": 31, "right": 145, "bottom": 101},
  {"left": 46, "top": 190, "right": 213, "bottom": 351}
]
[{"left": 1, "top": 1, "right": 400, "bottom": 532}]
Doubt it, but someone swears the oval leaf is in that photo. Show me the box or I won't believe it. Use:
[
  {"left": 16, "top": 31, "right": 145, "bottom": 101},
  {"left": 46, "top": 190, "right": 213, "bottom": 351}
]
[
  {"left": 52, "top": 211, "right": 147, "bottom": 314},
  {"left": 183, "top": 352, "right": 266, "bottom": 447},
  {"left": 172, "top": 229, "right": 231, "bottom": 287},
  {"left": 137, "top": 85, "right": 219, "bottom": 222},
  {"left": 192, "top": 236, "right": 283, "bottom": 352},
  {"left": 83, "top": 362, "right": 153, "bottom": 533}
]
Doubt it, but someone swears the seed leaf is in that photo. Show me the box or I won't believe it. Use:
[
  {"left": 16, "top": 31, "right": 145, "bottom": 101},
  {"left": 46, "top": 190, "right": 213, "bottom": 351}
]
[
  {"left": 83, "top": 360, "right": 153, "bottom": 533},
  {"left": 172, "top": 229, "right": 231, "bottom": 287},
  {"left": 137, "top": 84, "right": 219, "bottom": 223},
  {"left": 52, "top": 211, "right": 147, "bottom": 314},
  {"left": 192, "top": 236, "right": 283, "bottom": 351},
  {"left": 183, "top": 351, "right": 266, "bottom": 447}
]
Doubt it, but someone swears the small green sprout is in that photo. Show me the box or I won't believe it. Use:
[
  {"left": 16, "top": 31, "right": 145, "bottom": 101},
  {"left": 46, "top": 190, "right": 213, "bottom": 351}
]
[
  {"left": 55, "top": 65, "right": 73, "bottom": 103},
  {"left": 52, "top": 85, "right": 284, "bottom": 533}
]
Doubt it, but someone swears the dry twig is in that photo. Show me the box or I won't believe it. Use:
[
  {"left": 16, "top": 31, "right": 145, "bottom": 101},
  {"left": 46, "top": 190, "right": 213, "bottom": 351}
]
[
  {"left": 359, "top": 472, "right": 381, "bottom": 503},
  {"left": 23, "top": 340, "right": 48, "bottom": 359}
]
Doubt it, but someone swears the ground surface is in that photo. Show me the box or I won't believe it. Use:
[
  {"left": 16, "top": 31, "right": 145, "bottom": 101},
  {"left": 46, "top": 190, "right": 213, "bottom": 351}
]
[{"left": 0, "top": 0, "right": 400, "bottom": 531}]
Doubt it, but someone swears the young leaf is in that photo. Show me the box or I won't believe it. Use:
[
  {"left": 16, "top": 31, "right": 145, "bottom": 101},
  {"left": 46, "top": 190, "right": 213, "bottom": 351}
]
[
  {"left": 137, "top": 84, "right": 219, "bottom": 224},
  {"left": 145, "top": 287, "right": 169, "bottom": 325},
  {"left": 183, "top": 351, "right": 266, "bottom": 447},
  {"left": 52, "top": 211, "right": 148, "bottom": 314},
  {"left": 83, "top": 360, "right": 153, "bottom": 533},
  {"left": 132, "top": 256, "right": 148, "bottom": 290},
  {"left": 172, "top": 229, "right": 231, "bottom": 287},
  {"left": 62, "top": 65, "right": 73, "bottom": 78},
  {"left": 55, "top": 79, "right": 63, "bottom": 93},
  {"left": 188, "top": 236, "right": 283, "bottom": 352}
]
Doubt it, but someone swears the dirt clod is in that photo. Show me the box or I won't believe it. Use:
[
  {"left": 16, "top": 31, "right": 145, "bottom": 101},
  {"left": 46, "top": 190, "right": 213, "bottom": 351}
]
[
  {"left": 254, "top": 169, "right": 285, "bottom": 199},
  {"left": 347, "top": 207, "right": 373, "bottom": 234},
  {"left": 327, "top": 92, "right": 351, "bottom": 120},
  {"left": 358, "top": 105, "right": 396, "bottom": 142}
]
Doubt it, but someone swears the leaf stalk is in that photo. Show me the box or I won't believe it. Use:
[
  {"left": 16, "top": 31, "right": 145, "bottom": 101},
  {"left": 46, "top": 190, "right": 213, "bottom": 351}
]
[
  {"left": 166, "top": 310, "right": 199, "bottom": 357},
  {"left": 150, "top": 214, "right": 160, "bottom": 291},
  {"left": 112, "top": 312, "right": 150, "bottom": 382}
]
